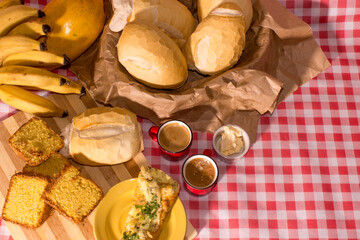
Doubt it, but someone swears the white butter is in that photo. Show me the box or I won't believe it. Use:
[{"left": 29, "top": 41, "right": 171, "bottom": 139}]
[{"left": 219, "top": 126, "right": 244, "bottom": 156}]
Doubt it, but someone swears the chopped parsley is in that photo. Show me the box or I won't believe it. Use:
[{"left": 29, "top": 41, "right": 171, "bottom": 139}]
[
  {"left": 123, "top": 232, "right": 139, "bottom": 240},
  {"left": 135, "top": 194, "right": 160, "bottom": 219}
]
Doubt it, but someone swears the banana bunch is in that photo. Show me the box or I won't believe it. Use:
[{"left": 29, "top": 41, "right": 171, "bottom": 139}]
[
  {"left": 0, "top": 85, "right": 68, "bottom": 117},
  {"left": 0, "top": 0, "right": 22, "bottom": 10},
  {"left": 0, "top": 66, "right": 84, "bottom": 94},
  {"left": 7, "top": 20, "right": 51, "bottom": 39},
  {"left": 0, "top": 0, "right": 85, "bottom": 118},
  {"left": 0, "top": 3, "right": 44, "bottom": 36},
  {"left": 0, "top": 35, "right": 47, "bottom": 63}
]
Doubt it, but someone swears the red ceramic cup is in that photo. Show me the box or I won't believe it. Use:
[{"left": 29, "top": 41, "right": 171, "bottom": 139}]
[
  {"left": 182, "top": 152, "right": 219, "bottom": 196},
  {"left": 149, "top": 120, "right": 193, "bottom": 157}
]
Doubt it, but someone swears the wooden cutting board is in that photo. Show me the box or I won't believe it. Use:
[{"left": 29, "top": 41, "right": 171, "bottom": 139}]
[{"left": 0, "top": 93, "right": 197, "bottom": 240}]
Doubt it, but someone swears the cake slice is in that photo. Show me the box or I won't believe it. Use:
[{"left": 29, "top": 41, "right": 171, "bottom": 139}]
[
  {"left": 1, "top": 173, "right": 51, "bottom": 228},
  {"left": 22, "top": 153, "right": 71, "bottom": 179},
  {"left": 43, "top": 165, "right": 103, "bottom": 223},
  {"left": 9, "top": 117, "right": 64, "bottom": 166}
]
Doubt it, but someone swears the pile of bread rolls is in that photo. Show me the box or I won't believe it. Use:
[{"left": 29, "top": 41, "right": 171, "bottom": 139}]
[{"left": 110, "top": 0, "right": 253, "bottom": 89}]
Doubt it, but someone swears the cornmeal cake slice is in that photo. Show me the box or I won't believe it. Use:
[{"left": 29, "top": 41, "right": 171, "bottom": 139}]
[
  {"left": 121, "top": 166, "right": 180, "bottom": 240},
  {"left": 9, "top": 117, "right": 64, "bottom": 166},
  {"left": 43, "top": 165, "right": 103, "bottom": 223},
  {"left": 1, "top": 173, "right": 51, "bottom": 228},
  {"left": 23, "top": 153, "right": 71, "bottom": 179}
]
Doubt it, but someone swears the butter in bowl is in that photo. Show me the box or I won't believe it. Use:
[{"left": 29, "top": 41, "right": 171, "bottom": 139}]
[{"left": 212, "top": 124, "right": 250, "bottom": 164}]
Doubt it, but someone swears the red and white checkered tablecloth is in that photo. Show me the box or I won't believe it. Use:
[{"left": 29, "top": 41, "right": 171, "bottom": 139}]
[{"left": 1, "top": 0, "right": 360, "bottom": 239}]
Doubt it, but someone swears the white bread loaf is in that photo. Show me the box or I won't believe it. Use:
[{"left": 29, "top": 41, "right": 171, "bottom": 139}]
[
  {"left": 198, "top": 0, "right": 253, "bottom": 30},
  {"left": 184, "top": 2, "right": 246, "bottom": 75},
  {"left": 117, "top": 21, "right": 188, "bottom": 89},
  {"left": 109, "top": 0, "right": 134, "bottom": 32},
  {"left": 177, "top": 0, "right": 196, "bottom": 13},
  {"left": 69, "top": 107, "right": 143, "bottom": 166},
  {"left": 110, "top": 0, "right": 196, "bottom": 47}
]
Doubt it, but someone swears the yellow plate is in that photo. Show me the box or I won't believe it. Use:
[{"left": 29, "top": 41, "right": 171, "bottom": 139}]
[{"left": 93, "top": 178, "right": 187, "bottom": 240}]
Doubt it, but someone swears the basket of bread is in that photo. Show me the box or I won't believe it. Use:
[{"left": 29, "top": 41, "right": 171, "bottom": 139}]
[{"left": 69, "top": 0, "right": 330, "bottom": 142}]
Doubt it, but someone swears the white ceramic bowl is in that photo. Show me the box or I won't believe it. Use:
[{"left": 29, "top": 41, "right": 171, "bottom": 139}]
[{"left": 212, "top": 124, "right": 250, "bottom": 163}]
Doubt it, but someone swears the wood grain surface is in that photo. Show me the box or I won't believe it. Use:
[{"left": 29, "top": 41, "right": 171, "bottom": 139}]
[{"left": 0, "top": 93, "right": 197, "bottom": 240}]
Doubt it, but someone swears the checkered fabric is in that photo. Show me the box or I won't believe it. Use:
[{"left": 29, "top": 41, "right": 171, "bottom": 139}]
[{"left": 1, "top": 0, "right": 359, "bottom": 240}]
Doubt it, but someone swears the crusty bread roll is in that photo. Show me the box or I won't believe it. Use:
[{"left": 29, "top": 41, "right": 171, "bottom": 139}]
[
  {"left": 198, "top": 0, "right": 253, "bottom": 30},
  {"left": 69, "top": 107, "right": 143, "bottom": 166},
  {"left": 109, "top": 0, "right": 134, "bottom": 32},
  {"left": 117, "top": 21, "right": 188, "bottom": 89},
  {"left": 177, "top": 0, "right": 196, "bottom": 14},
  {"left": 110, "top": 0, "right": 196, "bottom": 47},
  {"left": 183, "top": 2, "right": 246, "bottom": 75}
]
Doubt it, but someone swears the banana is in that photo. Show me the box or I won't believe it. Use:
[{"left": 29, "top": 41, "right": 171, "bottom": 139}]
[
  {"left": 0, "top": 66, "right": 85, "bottom": 95},
  {"left": 0, "top": 0, "right": 23, "bottom": 11},
  {"left": 0, "top": 85, "right": 67, "bottom": 117},
  {"left": 0, "top": 35, "right": 46, "bottom": 64},
  {"left": 7, "top": 20, "right": 50, "bottom": 39},
  {"left": 0, "top": 5, "right": 44, "bottom": 36},
  {"left": 2, "top": 50, "right": 70, "bottom": 68}
]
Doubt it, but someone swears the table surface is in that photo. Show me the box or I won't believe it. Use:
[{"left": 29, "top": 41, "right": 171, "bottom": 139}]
[{"left": 1, "top": 0, "right": 360, "bottom": 240}]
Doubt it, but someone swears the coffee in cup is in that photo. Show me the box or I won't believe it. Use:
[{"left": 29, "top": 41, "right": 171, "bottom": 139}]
[
  {"left": 184, "top": 157, "right": 216, "bottom": 188},
  {"left": 182, "top": 154, "right": 219, "bottom": 195},
  {"left": 149, "top": 120, "right": 192, "bottom": 157},
  {"left": 158, "top": 121, "right": 191, "bottom": 153}
]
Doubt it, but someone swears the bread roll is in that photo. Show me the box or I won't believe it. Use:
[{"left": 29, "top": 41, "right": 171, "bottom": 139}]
[
  {"left": 177, "top": 0, "right": 196, "bottom": 14},
  {"left": 69, "top": 107, "right": 143, "bottom": 166},
  {"left": 198, "top": 0, "right": 253, "bottom": 30},
  {"left": 109, "top": 0, "right": 134, "bottom": 32},
  {"left": 117, "top": 21, "right": 188, "bottom": 89},
  {"left": 184, "top": 2, "right": 246, "bottom": 75},
  {"left": 110, "top": 0, "right": 196, "bottom": 47}
]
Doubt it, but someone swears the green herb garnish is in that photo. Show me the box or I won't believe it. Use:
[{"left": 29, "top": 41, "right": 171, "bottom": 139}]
[
  {"left": 135, "top": 195, "right": 160, "bottom": 219},
  {"left": 122, "top": 232, "right": 139, "bottom": 240}
]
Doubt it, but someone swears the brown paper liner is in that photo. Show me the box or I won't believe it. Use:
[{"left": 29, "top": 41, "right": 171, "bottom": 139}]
[{"left": 70, "top": 0, "right": 330, "bottom": 143}]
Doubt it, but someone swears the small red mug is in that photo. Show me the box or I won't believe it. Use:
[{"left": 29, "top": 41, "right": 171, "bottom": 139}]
[
  {"left": 182, "top": 151, "right": 219, "bottom": 196},
  {"left": 149, "top": 120, "right": 193, "bottom": 157}
]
